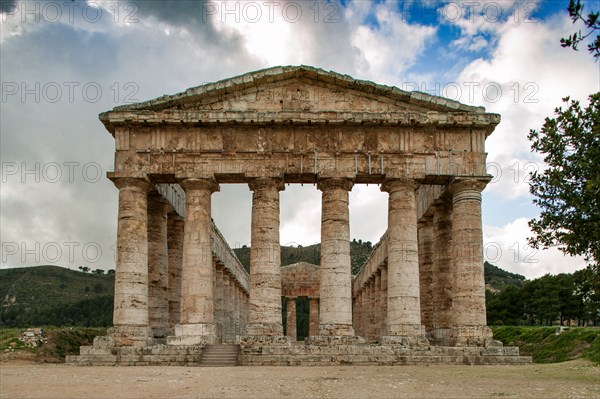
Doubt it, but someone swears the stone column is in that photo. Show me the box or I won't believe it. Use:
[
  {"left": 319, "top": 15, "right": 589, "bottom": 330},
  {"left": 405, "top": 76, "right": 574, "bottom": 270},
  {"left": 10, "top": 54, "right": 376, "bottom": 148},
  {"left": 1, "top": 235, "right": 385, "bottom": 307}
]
[
  {"left": 286, "top": 297, "right": 297, "bottom": 341},
  {"left": 169, "top": 178, "right": 219, "bottom": 345},
  {"left": 309, "top": 298, "right": 319, "bottom": 337},
  {"left": 380, "top": 264, "right": 388, "bottom": 334},
  {"left": 246, "top": 177, "right": 285, "bottom": 337},
  {"left": 243, "top": 290, "right": 249, "bottom": 333},
  {"left": 234, "top": 284, "right": 242, "bottom": 336},
  {"left": 110, "top": 177, "right": 153, "bottom": 346},
  {"left": 418, "top": 217, "right": 434, "bottom": 333},
  {"left": 317, "top": 178, "right": 355, "bottom": 336},
  {"left": 353, "top": 292, "right": 361, "bottom": 334},
  {"left": 222, "top": 273, "right": 232, "bottom": 342},
  {"left": 229, "top": 275, "right": 237, "bottom": 341},
  {"left": 374, "top": 271, "right": 382, "bottom": 337},
  {"left": 367, "top": 279, "right": 375, "bottom": 340},
  {"left": 449, "top": 178, "right": 493, "bottom": 346},
  {"left": 167, "top": 213, "right": 184, "bottom": 333},
  {"left": 381, "top": 179, "right": 428, "bottom": 346},
  {"left": 147, "top": 193, "right": 171, "bottom": 340},
  {"left": 214, "top": 264, "right": 224, "bottom": 342},
  {"left": 431, "top": 199, "right": 453, "bottom": 344}
]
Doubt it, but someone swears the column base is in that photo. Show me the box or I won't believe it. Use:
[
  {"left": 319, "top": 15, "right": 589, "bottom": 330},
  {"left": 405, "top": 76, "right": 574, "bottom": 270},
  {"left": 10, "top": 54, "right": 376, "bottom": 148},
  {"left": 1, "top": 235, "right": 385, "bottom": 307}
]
[
  {"left": 245, "top": 322, "right": 283, "bottom": 336},
  {"left": 318, "top": 323, "right": 355, "bottom": 336},
  {"left": 380, "top": 324, "right": 429, "bottom": 348},
  {"left": 166, "top": 323, "right": 217, "bottom": 346},
  {"left": 107, "top": 326, "right": 155, "bottom": 347},
  {"left": 239, "top": 335, "right": 291, "bottom": 346},
  {"left": 305, "top": 335, "right": 365, "bottom": 346},
  {"left": 428, "top": 325, "right": 499, "bottom": 347}
]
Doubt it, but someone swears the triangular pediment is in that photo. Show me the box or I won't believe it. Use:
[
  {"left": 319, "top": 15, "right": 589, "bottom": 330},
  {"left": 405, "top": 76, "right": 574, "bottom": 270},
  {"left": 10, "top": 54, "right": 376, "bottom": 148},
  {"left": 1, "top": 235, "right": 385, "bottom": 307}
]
[{"left": 106, "top": 65, "right": 487, "bottom": 116}]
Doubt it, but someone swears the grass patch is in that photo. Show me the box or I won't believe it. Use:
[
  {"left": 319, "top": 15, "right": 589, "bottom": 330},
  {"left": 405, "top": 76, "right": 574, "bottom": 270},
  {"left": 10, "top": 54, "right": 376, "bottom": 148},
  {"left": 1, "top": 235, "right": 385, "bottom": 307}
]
[
  {"left": 492, "top": 326, "right": 600, "bottom": 364},
  {"left": 0, "top": 328, "right": 23, "bottom": 344},
  {"left": 0, "top": 327, "right": 108, "bottom": 361}
]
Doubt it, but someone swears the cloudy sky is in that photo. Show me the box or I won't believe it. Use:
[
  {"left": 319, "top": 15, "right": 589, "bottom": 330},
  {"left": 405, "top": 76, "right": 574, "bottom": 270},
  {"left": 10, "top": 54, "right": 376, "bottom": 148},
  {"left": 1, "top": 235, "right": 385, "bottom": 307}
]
[{"left": 1, "top": 0, "right": 598, "bottom": 279}]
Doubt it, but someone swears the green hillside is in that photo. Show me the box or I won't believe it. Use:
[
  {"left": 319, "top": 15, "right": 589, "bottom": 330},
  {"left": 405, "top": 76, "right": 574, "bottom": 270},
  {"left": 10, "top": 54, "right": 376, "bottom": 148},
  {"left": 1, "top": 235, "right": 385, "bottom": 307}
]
[
  {"left": 0, "top": 266, "right": 114, "bottom": 327},
  {"left": 484, "top": 261, "right": 526, "bottom": 291},
  {"left": 234, "top": 239, "right": 375, "bottom": 275}
]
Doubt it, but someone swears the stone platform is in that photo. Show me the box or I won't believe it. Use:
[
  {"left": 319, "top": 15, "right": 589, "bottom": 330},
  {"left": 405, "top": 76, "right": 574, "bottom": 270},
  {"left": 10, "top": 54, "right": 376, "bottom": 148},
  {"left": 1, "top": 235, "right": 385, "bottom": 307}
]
[
  {"left": 67, "top": 341, "right": 531, "bottom": 366},
  {"left": 66, "top": 345, "right": 203, "bottom": 366}
]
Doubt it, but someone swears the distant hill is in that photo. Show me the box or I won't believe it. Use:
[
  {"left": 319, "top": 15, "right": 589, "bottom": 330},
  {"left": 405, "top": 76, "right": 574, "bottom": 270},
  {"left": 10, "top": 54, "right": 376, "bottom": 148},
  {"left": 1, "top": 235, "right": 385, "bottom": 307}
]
[
  {"left": 0, "top": 266, "right": 114, "bottom": 327},
  {"left": 1, "top": 251, "right": 524, "bottom": 327},
  {"left": 484, "top": 261, "right": 526, "bottom": 292},
  {"left": 234, "top": 239, "right": 374, "bottom": 275}
]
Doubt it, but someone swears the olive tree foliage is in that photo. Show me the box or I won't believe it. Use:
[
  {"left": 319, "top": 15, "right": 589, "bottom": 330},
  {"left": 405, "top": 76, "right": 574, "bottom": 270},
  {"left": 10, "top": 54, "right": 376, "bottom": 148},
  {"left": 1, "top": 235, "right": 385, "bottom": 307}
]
[
  {"left": 560, "top": 0, "right": 600, "bottom": 60},
  {"left": 527, "top": 93, "right": 600, "bottom": 266}
]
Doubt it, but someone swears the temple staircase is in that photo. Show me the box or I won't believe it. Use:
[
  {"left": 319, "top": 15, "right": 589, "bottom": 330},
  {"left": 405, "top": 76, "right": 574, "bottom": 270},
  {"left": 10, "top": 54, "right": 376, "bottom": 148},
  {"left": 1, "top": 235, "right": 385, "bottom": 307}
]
[{"left": 198, "top": 344, "right": 240, "bottom": 367}]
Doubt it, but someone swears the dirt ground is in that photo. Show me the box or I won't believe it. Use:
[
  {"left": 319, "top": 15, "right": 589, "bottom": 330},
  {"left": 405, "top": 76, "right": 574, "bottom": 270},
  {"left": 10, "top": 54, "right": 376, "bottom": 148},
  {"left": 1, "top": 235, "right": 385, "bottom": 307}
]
[{"left": 0, "top": 359, "right": 598, "bottom": 399}]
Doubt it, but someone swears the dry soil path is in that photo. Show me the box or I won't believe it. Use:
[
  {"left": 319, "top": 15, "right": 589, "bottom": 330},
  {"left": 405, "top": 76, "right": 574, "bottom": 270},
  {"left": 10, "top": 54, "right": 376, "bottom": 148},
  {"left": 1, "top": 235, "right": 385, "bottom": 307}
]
[{"left": 1, "top": 360, "right": 598, "bottom": 399}]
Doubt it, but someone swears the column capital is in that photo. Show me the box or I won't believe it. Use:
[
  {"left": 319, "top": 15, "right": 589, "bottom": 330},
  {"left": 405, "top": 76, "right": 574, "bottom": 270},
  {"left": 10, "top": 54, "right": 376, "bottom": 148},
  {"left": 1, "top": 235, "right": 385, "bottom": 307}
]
[
  {"left": 317, "top": 177, "right": 353, "bottom": 192},
  {"left": 178, "top": 177, "right": 219, "bottom": 193},
  {"left": 111, "top": 177, "right": 153, "bottom": 193},
  {"left": 381, "top": 178, "right": 419, "bottom": 193},
  {"left": 248, "top": 177, "right": 284, "bottom": 192},
  {"left": 448, "top": 177, "right": 490, "bottom": 196}
]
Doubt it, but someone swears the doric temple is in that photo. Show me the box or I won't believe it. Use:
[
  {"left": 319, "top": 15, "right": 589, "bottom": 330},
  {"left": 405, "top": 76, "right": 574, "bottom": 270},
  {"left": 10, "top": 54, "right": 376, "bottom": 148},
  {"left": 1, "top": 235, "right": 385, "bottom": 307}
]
[{"left": 68, "top": 66, "right": 530, "bottom": 365}]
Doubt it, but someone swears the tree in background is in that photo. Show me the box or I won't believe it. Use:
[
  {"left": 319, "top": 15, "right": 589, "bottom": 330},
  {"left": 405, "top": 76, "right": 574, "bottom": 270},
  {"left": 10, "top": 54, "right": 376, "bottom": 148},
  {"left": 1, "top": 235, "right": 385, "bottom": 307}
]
[
  {"left": 560, "top": 0, "right": 600, "bottom": 60},
  {"left": 527, "top": 94, "right": 600, "bottom": 266},
  {"left": 527, "top": 1, "right": 599, "bottom": 267}
]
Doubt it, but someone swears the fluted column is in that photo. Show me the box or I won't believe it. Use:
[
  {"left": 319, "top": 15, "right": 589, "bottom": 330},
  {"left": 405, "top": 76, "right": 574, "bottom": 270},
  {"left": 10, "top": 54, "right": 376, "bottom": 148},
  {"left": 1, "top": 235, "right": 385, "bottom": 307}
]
[
  {"left": 214, "top": 264, "right": 224, "bottom": 342},
  {"left": 169, "top": 178, "right": 219, "bottom": 345},
  {"left": 374, "top": 271, "right": 382, "bottom": 337},
  {"left": 246, "top": 177, "right": 284, "bottom": 336},
  {"left": 309, "top": 298, "right": 319, "bottom": 337},
  {"left": 167, "top": 212, "right": 184, "bottom": 334},
  {"left": 449, "top": 178, "right": 493, "bottom": 346},
  {"left": 222, "top": 273, "right": 232, "bottom": 342},
  {"left": 431, "top": 199, "right": 453, "bottom": 344},
  {"left": 418, "top": 217, "right": 434, "bottom": 333},
  {"left": 318, "top": 178, "right": 354, "bottom": 336},
  {"left": 367, "top": 279, "right": 375, "bottom": 340},
  {"left": 286, "top": 297, "right": 297, "bottom": 341},
  {"left": 381, "top": 179, "right": 428, "bottom": 346},
  {"left": 353, "top": 293, "right": 360, "bottom": 334},
  {"left": 147, "top": 193, "right": 171, "bottom": 340},
  {"left": 110, "top": 177, "right": 153, "bottom": 346},
  {"left": 380, "top": 264, "right": 388, "bottom": 334},
  {"left": 233, "top": 283, "right": 241, "bottom": 337}
]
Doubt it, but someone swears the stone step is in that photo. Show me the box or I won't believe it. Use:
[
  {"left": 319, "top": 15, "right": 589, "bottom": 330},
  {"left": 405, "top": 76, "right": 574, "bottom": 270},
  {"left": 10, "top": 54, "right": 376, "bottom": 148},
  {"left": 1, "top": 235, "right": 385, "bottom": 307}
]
[{"left": 198, "top": 344, "right": 240, "bottom": 367}]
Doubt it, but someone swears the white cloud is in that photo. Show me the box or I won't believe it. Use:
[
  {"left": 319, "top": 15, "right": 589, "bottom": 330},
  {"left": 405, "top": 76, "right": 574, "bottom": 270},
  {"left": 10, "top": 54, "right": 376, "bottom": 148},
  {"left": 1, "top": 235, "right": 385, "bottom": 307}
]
[
  {"left": 349, "top": 1, "right": 437, "bottom": 86},
  {"left": 484, "top": 218, "right": 587, "bottom": 279},
  {"left": 456, "top": 12, "right": 597, "bottom": 198},
  {"left": 1, "top": 1, "right": 596, "bottom": 280}
]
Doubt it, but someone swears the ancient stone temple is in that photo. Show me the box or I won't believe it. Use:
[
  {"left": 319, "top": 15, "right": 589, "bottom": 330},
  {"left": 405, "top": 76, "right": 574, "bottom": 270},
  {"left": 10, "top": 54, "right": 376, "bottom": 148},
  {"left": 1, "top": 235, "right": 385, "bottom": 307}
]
[{"left": 68, "top": 66, "right": 530, "bottom": 366}]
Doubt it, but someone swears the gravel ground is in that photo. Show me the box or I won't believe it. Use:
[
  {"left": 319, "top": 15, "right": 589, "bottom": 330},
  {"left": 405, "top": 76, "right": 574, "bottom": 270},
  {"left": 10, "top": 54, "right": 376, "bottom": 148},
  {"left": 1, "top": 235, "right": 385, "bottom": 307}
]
[{"left": 1, "top": 360, "right": 598, "bottom": 399}]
